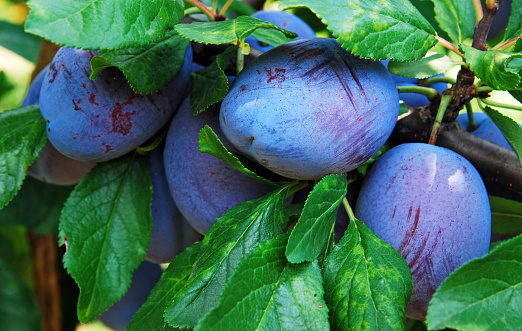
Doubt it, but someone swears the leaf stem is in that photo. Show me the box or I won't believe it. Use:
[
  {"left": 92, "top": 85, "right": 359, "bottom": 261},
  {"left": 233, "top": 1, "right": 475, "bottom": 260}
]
[
  {"left": 220, "top": 0, "right": 235, "bottom": 17},
  {"left": 237, "top": 48, "right": 245, "bottom": 74},
  {"left": 211, "top": 0, "right": 218, "bottom": 13},
  {"left": 429, "top": 93, "right": 453, "bottom": 145},
  {"left": 473, "top": 0, "right": 484, "bottom": 23},
  {"left": 480, "top": 97, "right": 522, "bottom": 111},
  {"left": 396, "top": 85, "right": 439, "bottom": 100},
  {"left": 185, "top": 0, "right": 216, "bottom": 21},
  {"left": 465, "top": 102, "right": 478, "bottom": 131},
  {"left": 184, "top": 7, "right": 202, "bottom": 15},
  {"left": 286, "top": 180, "right": 309, "bottom": 198},
  {"left": 436, "top": 36, "right": 465, "bottom": 58},
  {"left": 494, "top": 34, "right": 522, "bottom": 51},
  {"left": 342, "top": 197, "right": 357, "bottom": 222}
]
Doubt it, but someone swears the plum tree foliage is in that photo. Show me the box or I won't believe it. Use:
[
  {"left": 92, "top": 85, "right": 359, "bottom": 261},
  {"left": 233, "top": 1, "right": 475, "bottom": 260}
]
[{"left": 1, "top": 0, "right": 522, "bottom": 330}]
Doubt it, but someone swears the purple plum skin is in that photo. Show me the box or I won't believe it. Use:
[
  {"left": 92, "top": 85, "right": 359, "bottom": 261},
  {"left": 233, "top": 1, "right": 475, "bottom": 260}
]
[
  {"left": 39, "top": 45, "right": 192, "bottom": 162},
  {"left": 21, "top": 65, "right": 96, "bottom": 185},
  {"left": 164, "top": 97, "right": 274, "bottom": 235},
  {"left": 457, "top": 112, "right": 521, "bottom": 150},
  {"left": 145, "top": 145, "right": 201, "bottom": 264},
  {"left": 98, "top": 260, "right": 163, "bottom": 331},
  {"left": 220, "top": 38, "right": 400, "bottom": 180},
  {"left": 355, "top": 143, "right": 491, "bottom": 320},
  {"left": 244, "top": 10, "right": 316, "bottom": 52}
]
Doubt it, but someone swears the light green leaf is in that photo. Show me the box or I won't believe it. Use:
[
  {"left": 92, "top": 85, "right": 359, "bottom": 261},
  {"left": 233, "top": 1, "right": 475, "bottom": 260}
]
[
  {"left": 388, "top": 53, "right": 462, "bottom": 79},
  {"left": 323, "top": 218, "right": 412, "bottom": 330},
  {"left": 462, "top": 45, "right": 522, "bottom": 91},
  {"left": 199, "top": 125, "right": 277, "bottom": 186},
  {"left": 190, "top": 46, "right": 236, "bottom": 116},
  {"left": 59, "top": 153, "right": 152, "bottom": 322},
  {"left": 174, "top": 16, "right": 297, "bottom": 46},
  {"left": 490, "top": 196, "right": 522, "bottom": 234},
  {"left": 426, "top": 234, "right": 522, "bottom": 330},
  {"left": 0, "top": 105, "right": 47, "bottom": 210},
  {"left": 286, "top": 174, "right": 347, "bottom": 263},
  {"left": 279, "top": 0, "right": 437, "bottom": 61},
  {"left": 250, "top": 28, "right": 300, "bottom": 48},
  {"left": 90, "top": 31, "right": 189, "bottom": 94},
  {"left": 25, "top": 0, "right": 184, "bottom": 49},
  {"left": 482, "top": 106, "right": 522, "bottom": 166},
  {"left": 0, "top": 257, "right": 42, "bottom": 331},
  {"left": 196, "top": 234, "right": 329, "bottom": 331},
  {"left": 430, "top": 0, "right": 475, "bottom": 44},
  {"left": 164, "top": 185, "right": 291, "bottom": 328},
  {"left": 503, "top": 0, "right": 522, "bottom": 42},
  {"left": 128, "top": 243, "right": 201, "bottom": 331}
]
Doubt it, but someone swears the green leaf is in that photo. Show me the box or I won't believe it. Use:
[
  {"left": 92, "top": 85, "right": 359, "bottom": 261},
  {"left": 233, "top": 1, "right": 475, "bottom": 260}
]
[
  {"left": 482, "top": 106, "right": 522, "bottom": 166},
  {"left": 128, "top": 242, "right": 202, "bottom": 331},
  {"left": 430, "top": 0, "right": 475, "bottom": 44},
  {"left": 0, "top": 226, "right": 34, "bottom": 290},
  {"left": 195, "top": 234, "right": 329, "bottom": 331},
  {"left": 286, "top": 174, "right": 347, "bottom": 263},
  {"left": 388, "top": 53, "right": 462, "bottom": 79},
  {"left": 190, "top": 46, "right": 236, "bottom": 116},
  {"left": 90, "top": 31, "right": 189, "bottom": 94},
  {"left": 0, "top": 176, "right": 72, "bottom": 234},
  {"left": 462, "top": 45, "right": 522, "bottom": 90},
  {"left": 249, "top": 27, "right": 300, "bottom": 48},
  {"left": 174, "top": 16, "right": 298, "bottom": 47},
  {"left": 0, "top": 105, "right": 47, "bottom": 210},
  {"left": 279, "top": 0, "right": 437, "bottom": 61},
  {"left": 25, "top": 0, "right": 184, "bottom": 50},
  {"left": 59, "top": 153, "right": 152, "bottom": 322},
  {"left": 490, "top": 196, "right": 522, "bottom": 234},
  {"left": 426, "top": 234, "right": 522, "bottom": 330},
  {"left": 199, "top": 125, "right": 277, "bottom": 186},
  {"left": 0, "top": 257, "right": 42, "bottom": 331},
  {"left": 323, "top": 218, "right": 413, "bottom": 330},
  {"left": 0, "top": 21, "right": 41, "bottom": 63},
  {"left": 503, "top": 0, "right": 522, "bottom": 42},
  {"left": 164, "top": 185, "right": 291, "bottom": 328}
]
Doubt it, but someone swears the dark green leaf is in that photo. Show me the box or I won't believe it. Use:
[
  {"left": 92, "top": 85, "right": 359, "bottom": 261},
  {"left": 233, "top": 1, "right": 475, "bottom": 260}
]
[
  {"left": 482, "top": 106, "right": 522, "bottom": 166},
  {"left": 190, "top": 46, "right": 236, "bottom": 116},
  {"left": 430, "top": 0, "right": 475, "bottom": 44},
  {"left": 490, "top": 196, "right": 522, "bottom": 234},
  {"left": 323, "top": 218, "right": 412, "bottom": 330},
  {"left": 90, "top": 31, "right": 189, "bottom": 94},
  {"left": 0, "top": 226, "right": 33, "bottom": 288},
  {"left": 388, "top": 53, "right": 462, "bottom": 79},
  {"left": 426, "top": 234, "right": 522, "bottom": 330},
  {"left": 462, "top": 45, "right": 522, "bottom": 90},
  {"left": 0, "top": 257, "right": 41, "bottom": 331},
  {"left": 0, "top": 176, "right": 72, "bottom": 234},
  {"left": 279, "top": 0, "right": 437, "bottom": 61},
  {"left": 59, "top": 153, "right": 152, "bottom": 322},
  {"left": 196, "top": 234, "right": 329, "bottom": 331},
  {"left": 286, "top": 174, "right": 347, "bottom": 263},
  {"left": 199, "top": 125, "right": 276, "bottom": 186},
  {"left": 503, "top": 0, "right": 522, "bottom": 42},
  {"left": 128, "top": 242, "right": 202, "bottom": 331},
  {"left": 0, "top": 21, "right": 41, "bottom": 62},
  {"left": 25, "top": 0, "right": 184, "bottom": 50},
  {"left": 0, "top": 105, "right": 47, "bottom": 210},
  {"left": 174, "top": 16, "right": 298, "bottom": 48},
  {"left": 164, "top": 185, "right": 291, "bottom": 328},
  {"left": 0, "top": 71, "right": 15, "bottom": 101}
]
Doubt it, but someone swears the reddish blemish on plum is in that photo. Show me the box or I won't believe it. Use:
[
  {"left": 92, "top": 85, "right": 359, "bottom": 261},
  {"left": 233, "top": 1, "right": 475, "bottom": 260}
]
[
  {"left": 110, "top": 103, "right": 136, "bottom": 135},
  {"left": 48, "top": 63, "right": 58, "bottom": 83},
  {"left": 89, "top": 93, "right": 99, "bottom": 105},
  {"left": 265, "top": 68, "right": 286, "bottom": 84},
  {"left": 72, "top": 99, "right": 82, "bottom": 111}
]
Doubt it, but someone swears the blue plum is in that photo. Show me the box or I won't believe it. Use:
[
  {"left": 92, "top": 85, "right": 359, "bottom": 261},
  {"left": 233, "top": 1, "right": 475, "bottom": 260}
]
[
  {"left": 98, "top": 260, "right": 163, "bottom": 331},
  {"left": 355, "top": 143, "right": 491, "bottom": 320},
  {"left": 457, "top": 112, "right": 521, "bottom": 150},
  {"left": 164, "top": 97, "right": 274, "bottom": 234},
  {"left": 220, "top": 38, "right": 399, "bottom": 180},
  {"left": 145, "top": 145, "right": 201, "bottom": 264},
  {"left": 21, "top": 66, "right": 96, "bottom": 185},
  {"left": 39, "top": 46, "right": 192, "bottom": 162},
  {"left": 245, "top": 10, "right": 316, "bottom": 52}
]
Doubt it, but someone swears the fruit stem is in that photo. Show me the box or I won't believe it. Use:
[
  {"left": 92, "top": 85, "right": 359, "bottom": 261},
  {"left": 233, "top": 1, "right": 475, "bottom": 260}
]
[
  {"left": 473, "top": 0, "right": 484, "bottom": 23},
  {"left": 237, "top": 48, "right": 245, "bottom": 74},
  {"left": 396, "top": 85, "right": 439, "bottom": 100},
  {"left": 220, "top": 0, "right": 235, "bottom": 17},
  {"left": 436, "top": 36, "right": 465, "bottom": 58},
  {"left": 286, "top": 180, "right": 309, "bottom": 198},
  {"left": 465, "top": 102, "right": 478, "bottom": 131},
  {"left": 429, "top": 93, "right": 453, "bottom": 145},
  {"left": 342, "top": 197, "right": 357, "bottom": 223},
  {"left": 211, "top": 0, "right": 218, "bottom": 13},
  {"left": 136, "top": 126, "right": 168, "bottom": 154},
  {"left": 420, "top": 76, "right": 456, "bottom": 86},
  {"left": 480, "top": 97, "right": 522, "bottom": 111},
  {"left": 185, "top": 0, "right": 216, "bottom": 21}
]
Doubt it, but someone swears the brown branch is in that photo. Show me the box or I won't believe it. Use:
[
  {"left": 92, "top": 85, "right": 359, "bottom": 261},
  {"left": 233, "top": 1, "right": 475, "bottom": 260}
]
[{"left": 472, "top": 0, "right": 504, "bottom": 50}]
